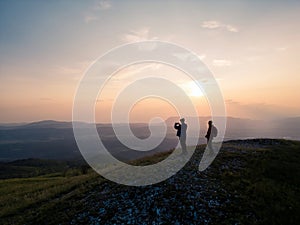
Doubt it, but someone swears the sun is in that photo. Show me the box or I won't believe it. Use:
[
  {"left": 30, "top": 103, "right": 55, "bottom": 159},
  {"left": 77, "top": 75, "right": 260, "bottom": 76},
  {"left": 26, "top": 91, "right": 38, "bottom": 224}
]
[{"left": 181, "top": 81, "right": 203, "bottom": 97}]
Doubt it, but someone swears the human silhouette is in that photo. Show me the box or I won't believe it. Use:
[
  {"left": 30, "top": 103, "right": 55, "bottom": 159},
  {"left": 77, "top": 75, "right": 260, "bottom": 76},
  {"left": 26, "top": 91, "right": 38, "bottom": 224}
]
[
  {"left": 174, "top": 118, "right": 187, "bottom": 154},
  {"left": 205, "top": 120, "right": 217, "bottom": 150}
]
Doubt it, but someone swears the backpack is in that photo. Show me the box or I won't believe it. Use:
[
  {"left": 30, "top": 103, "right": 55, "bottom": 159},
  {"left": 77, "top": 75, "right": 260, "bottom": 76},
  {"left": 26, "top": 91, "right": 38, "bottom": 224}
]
[{"left": 212, "top": 126, "right": 218, "bottom": 137}]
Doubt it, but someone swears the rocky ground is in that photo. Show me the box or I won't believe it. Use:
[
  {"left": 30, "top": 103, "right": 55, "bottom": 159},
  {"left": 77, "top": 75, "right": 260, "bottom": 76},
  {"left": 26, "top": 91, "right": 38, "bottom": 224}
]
[{"left": 70, "top": 139, "right": 288, "bottom": 225}]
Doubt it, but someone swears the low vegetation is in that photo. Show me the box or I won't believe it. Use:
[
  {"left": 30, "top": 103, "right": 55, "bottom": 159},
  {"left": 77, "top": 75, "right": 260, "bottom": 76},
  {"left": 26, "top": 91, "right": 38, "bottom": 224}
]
[{"left": 0, "top": 139, "right": 299, "bottom": 224}]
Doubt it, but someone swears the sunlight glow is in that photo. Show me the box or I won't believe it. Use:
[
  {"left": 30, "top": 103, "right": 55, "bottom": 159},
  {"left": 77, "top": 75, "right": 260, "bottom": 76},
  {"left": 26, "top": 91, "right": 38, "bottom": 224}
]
[{"left": 181, "top": 81, "right": 204, "bottom": 97}]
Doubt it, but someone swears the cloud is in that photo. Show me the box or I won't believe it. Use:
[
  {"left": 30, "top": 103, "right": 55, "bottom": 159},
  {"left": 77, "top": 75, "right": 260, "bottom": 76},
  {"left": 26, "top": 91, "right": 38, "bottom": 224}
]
[
  {"left": 212, "top": 59, "right": 232, "bottom": 67},
  {"left": 83, "top": 1, "right": 112, "bottom": 23},
  {"left": 225, "top": 25, "right": 238, "bottom": 33},
  {"left": 94, "top": 0, "right": 112, "bottom": 10},
  {"left": 226, "top": 99, "right": 300, "bottom": 120},
  {"left": 201, "top": 21, "right": 220, "bottom": 29},
  {"left": 276, "top": 47, "right": 288, "bottom": 51},
  {"left": 84, "top": 14, "right": 98, "bottom": 23},
  {"left": 198, "top": 54, "right": 206, "bottom": 60},
  {"left": 121, "top": 28, "right": 176, "bottom": 44},
  {"left": 173, "top": 53, "right": 206, "bottom": 62},
  {"left": 201, "top": 20, "right": 238, "bottom": 33},
  {"left": 122, "top": 27, "right": 155, "bottom": 42},
  {"left": 113, "top": 63, "right": 162, "bottom": 80}
]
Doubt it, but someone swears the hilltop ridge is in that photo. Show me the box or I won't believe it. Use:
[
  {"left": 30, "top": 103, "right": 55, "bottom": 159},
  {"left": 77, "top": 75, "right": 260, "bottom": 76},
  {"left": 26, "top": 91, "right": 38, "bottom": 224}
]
[{"left": 1, "top": 138, "right": 299, "bottom": 224}]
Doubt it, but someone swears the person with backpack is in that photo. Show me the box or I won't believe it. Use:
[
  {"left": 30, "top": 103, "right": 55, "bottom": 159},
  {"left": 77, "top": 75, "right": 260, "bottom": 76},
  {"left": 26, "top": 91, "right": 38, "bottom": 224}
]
[
  {"left": 205, "top": 120, "right": 217, "bottom": 150},
  {"left": 174, "top": 118, "right": 188, "bottom": 155}
]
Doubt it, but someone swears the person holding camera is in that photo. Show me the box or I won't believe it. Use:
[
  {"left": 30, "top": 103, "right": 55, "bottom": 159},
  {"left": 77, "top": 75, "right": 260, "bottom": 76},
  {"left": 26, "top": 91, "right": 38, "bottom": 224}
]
[{"left": 174, "top": 118, "right": 187, "bottom": 155}]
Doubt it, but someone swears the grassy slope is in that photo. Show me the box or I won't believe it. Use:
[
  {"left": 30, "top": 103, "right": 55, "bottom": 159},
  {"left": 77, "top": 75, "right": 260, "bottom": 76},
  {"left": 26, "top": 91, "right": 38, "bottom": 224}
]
[
  {"left": 220, "top": 140, "right": 300, "bottom": 224},
  {"left": 0, "top": 172, "right": 105, "bottom": 224},
  {"left": 0, "top": 139, "right": 299, "bottom": 224}
]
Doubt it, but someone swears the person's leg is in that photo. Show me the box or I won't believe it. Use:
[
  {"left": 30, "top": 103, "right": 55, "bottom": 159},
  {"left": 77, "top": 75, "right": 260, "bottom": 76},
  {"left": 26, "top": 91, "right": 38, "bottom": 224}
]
[
  {"left": 207, "top": 137, "right": 213, "bottom": 150},
  {"left": 180, "top": 136, "right": 187, "bottom": 154}
]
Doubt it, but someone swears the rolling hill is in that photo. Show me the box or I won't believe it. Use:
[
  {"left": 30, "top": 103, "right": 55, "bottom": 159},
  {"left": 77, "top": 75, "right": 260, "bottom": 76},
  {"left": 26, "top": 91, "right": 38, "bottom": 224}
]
[
  {"left": 0, "top": 117, "right": 299, "bottom": 161},
  {"left": 0, "top": 139, "right": 299, "bottom": 224}
]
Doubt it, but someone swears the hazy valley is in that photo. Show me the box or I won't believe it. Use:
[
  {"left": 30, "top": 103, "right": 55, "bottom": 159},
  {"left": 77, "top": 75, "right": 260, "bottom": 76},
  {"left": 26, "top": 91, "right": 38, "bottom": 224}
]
[{"left": 0, "top": 117, "right": 299, "bottom": 161}]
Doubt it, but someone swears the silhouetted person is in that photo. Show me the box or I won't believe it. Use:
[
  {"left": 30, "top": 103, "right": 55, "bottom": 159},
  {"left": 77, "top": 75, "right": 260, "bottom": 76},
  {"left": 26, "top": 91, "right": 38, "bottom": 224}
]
[
  {"left": 174, "top": 118, "right": 187, "bottom": 154},
  {"left": 205, "top": 120, "right": 217, "bottom": 150}
]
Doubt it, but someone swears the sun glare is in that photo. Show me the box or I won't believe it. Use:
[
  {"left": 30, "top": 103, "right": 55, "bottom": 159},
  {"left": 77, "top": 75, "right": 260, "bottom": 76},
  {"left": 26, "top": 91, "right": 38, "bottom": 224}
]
[{"left": 181, "top": 81, "right": 203, "bottom": 97}]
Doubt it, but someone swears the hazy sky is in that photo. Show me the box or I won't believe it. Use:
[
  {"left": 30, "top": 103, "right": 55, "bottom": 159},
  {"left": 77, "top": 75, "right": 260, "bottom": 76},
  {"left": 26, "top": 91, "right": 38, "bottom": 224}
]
[{"left": 1, "top": 0, "right": 299, "bottom": 123}]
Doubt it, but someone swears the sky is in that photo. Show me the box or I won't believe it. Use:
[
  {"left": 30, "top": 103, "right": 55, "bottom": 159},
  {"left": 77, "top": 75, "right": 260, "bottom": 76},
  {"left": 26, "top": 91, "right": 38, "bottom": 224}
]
[{"left": 0, "top": 0, "right": 300, "bottom": 123}]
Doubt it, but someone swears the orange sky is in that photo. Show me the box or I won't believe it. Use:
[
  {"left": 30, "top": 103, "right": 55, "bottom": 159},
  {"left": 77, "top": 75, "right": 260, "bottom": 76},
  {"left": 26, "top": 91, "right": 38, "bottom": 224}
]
[{"left": 0, "top": 1, "right": 299, "bottom": 123}]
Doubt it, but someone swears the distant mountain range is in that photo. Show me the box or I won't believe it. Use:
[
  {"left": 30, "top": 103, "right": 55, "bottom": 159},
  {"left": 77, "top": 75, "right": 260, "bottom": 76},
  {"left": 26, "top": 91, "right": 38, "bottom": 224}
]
[
  {"left": 0, "top": 117, "right": 299, "bottom": 161},
  {"left": 167, "top": 116, "right": 300, "bottom": 140}
]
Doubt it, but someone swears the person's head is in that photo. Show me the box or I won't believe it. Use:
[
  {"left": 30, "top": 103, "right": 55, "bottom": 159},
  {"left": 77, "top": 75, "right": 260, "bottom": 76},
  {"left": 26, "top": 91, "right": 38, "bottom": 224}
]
[
  {"left": 208, "top": 120, "right": 212, "bottom": 125},
  {"left": 180, "top": 118, "right": 185, "bottom": 123}
]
